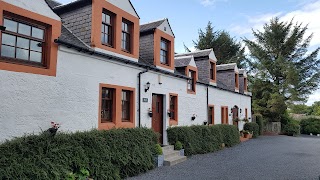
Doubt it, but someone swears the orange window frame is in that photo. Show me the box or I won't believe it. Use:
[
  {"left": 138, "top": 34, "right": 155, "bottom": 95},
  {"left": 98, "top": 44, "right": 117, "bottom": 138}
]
[
  {"left": 209, "top": 60, "right": 216, "bottom": 83},
  {"left": 186, "top": 65, "right": 198, "bottom": 94},
  {"left": 0, "top": 2, "right": 61, "bottom": 76},
  {"left": 235, "top": 73, "right": 239, "bottom": 89},
  {"left": 154, "top": 29, "right": 174, "bottom": 70},
  {"left": 169, "top": 93, "right": 178, "bottom": 126},
  {"left": 245, "top": 108, "right": 248, "bottom": 119},
  {"left": 98, "top": 83, "right": 135, "bottom": 130},
  {"left": 244, "top": 77, "right": 248, "bottom": 91},
  {"left": 208, "top": 105, "right": 215, "bottom": 125},
  {"left": 221, "top": 106, "right": 229, "bottom": 124},
  {"left": 91, "top": 0, "right": 139, "bottom": 59}
]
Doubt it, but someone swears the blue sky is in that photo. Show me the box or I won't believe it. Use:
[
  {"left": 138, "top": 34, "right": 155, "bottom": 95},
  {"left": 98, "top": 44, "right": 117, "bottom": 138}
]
[{"left": 59, "top": 0, "right": 320, "bottom": 105}]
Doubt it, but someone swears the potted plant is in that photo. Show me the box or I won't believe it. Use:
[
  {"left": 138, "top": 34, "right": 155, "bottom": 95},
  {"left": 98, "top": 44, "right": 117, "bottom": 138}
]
[
  {"left": 248, "top": 131, "right": 253, "bottom": 139},
  {"left": 174, "top": 141, "right": 184, "bottom": 156},
  {"left": 239, "top": 130, "right": 244, "bottom": 137},
  {"left": 154, "top": 144, "right": 164, "bottom": 167},
  {"left": 243, "top": 118, "right": 249, "bottom": 123},
  {"left": 233, "top": 117, "right": 240, "bottom": 122},
  {"left": 243, "top": 130, "right": 250, "bottom": 138}
]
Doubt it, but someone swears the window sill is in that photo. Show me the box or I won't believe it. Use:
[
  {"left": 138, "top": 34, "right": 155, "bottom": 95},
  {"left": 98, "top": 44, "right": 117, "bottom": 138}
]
[
  {"left": 121, "top": 49, "right": 131, "bottom": 54},
  {"left": 0, "top": 57, "right": 46, "bottom": 69},
  {"left": 187, "top": 90, "right": 196, "bottom": 95},
  {"left": 169, "top": 120, "right": 178, "bottom": 126},
  {"left": 102, "top": 43, "right": 114, "bottom": 48}
]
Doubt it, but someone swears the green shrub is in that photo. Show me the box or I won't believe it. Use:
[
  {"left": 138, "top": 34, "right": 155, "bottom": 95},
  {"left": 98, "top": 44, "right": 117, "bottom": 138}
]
[
  {"left": 255, "top": 114, "right": 264, "bottom": 135},
  {"left": 284, "top": 123, "right": 300, "bottom": 136},
  {"left": 300, "top": 118, "right": 320, "bottom": 134},
  {"left": 155, "top": 144, "right": 163, "bottom": 155},
  {"left": 174, "top": 141, "right": 183, "bottom": 150},
  {"left": 243, "top": 122, "right": 259, "bottom": 138},
  {"left": 0, "top": 128, "right": 157, "bottom": 180},
  {"left": 167, "top": 125, "right": 239, "bottom": 156}
]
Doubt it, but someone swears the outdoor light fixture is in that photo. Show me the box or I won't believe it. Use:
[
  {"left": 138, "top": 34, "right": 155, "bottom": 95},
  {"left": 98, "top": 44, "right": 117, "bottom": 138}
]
[
  {"left": 0, "top": 26, "right": 6, "bottom": 31},
  {"left": 240, "top": 109, "right": 242, "bottom": 113},
  {"left": 145, "top": 82, "right": 150, "bottom": 92}
]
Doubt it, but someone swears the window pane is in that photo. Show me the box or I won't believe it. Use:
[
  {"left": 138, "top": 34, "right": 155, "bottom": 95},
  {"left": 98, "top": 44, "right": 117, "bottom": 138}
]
[
  {"left": 4, "top": 19, "right": 17, "bottom": 32},
  {"left": 18, "top": 23, "right": 31, "bottom": 36},
  {"left": 30, "top": 41, "right": 42, "bottom": 52},
  {"left": 32, "top": 27, "right": 44, "bottom": 39},
  {"left": 102, "top": 13, "right": 106, "bottom": 23},
  {"left": 30, "top": 51, "right": 42, "bottom": 63},
  {"left": 101, "top": 25, "right": 105, "bottom": 33},
  {"left": 1, "top": 33, "right": 16, "bottom": 46},
  {"left": 16, "top": 48, "right": 29, "bottom": 60},
  {"left": 17, "top": 37, "right": 29, "bottom": 49},
  {"left": 1, "top": 45, "right": 15, "bottom": 58},
  {"left": 105, "top": 14, "right": 111, "bottom": 24}
]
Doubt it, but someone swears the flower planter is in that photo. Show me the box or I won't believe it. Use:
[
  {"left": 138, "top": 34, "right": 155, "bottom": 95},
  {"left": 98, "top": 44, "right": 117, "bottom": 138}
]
[
  {"left": 248, "top": 134, "right": 253, "bottom": 139},
  {"left": 244, "top": 134, "right": 249, "bottom": 138},
  {"left": 154, "top": 155, "right": 164, "bottom": 167}
]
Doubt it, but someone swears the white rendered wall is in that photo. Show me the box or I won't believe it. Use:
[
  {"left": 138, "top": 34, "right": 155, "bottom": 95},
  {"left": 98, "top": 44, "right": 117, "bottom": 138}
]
[
  {"left": 209, "top": 88, "right": 252, "bottom": 130},
  {"left": 0, "top": 46, "right": 251, "bottom": 142},
  {"left": 3, "top": 0, "right": 61, "bottom": 21}
]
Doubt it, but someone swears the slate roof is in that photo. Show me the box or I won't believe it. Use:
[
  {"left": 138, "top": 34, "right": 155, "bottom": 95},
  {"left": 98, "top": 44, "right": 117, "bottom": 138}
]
[
  {"left": 174, "top": 56, "right": 192, "bottom": 68},
  {"left": 175, "top": 49, "right": 212, "bottom": 59},
  {"left": 45, "top": 0, "right": 62, "bottom": 9},
  {"left": 140, "top": 19, "right": 166, "bottom": 33},
  {"left": 216, "top": 63, "right": 237, "bottom": 71},
  {"left": 57, "top": 25, "right": 90, "bottom": 50}
]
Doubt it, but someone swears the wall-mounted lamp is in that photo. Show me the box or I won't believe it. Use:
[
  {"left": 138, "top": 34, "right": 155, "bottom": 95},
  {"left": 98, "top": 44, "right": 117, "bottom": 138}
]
[
  {"left": 191, "top": 114, "right": 197, "bottom": 121},
  {"left": 145, "top": 82, "right": 150, "bottom": 92},
  {"left": 148, "top": 108, "right": 153, "bottom": 117},
  {"left": 167, "top": 109, "right": 172, "bottom": 117},
  {"left": 0, "top": 26, "right": 6, "bottom": 31},
  {"left": 230, "top": 107, "right": 233, "bottom": 112},
  {"left": 240, "top": 109, "right": 242, "bottom": 113}
]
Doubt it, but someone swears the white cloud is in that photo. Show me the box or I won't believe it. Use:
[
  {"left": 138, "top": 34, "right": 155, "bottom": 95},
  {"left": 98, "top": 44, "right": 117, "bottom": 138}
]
[
  {"left": 200, "top": 0, "right": 227, "bottom": 7},
  {"left": 307, "top": 89, "right": 320, "bottom": 106}
]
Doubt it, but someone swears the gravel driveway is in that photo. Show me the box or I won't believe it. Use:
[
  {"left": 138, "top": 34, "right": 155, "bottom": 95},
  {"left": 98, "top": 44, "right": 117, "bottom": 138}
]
[{"left": 128, "top": 135, "right": 320, "bottom": 180}]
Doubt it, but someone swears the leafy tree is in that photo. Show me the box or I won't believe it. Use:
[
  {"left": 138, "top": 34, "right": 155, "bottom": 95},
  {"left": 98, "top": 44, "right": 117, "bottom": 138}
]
[
  {"left": 310, "top": 101, "right": 320, "bottom": 116},
  {"left": 191, "top": 22, "right": 246, "bottom": 68},
  {"left": 245, "top": 17, "right": 320, "bottom": 105},
  {"left": 289, "top": 104, "right": 310, "bottom": 114}
]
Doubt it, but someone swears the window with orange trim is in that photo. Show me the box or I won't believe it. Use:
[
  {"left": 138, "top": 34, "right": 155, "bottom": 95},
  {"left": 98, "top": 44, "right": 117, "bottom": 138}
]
[
  {"left": 210, "top": 62, "right": 216, "bottom": 81},
  {"left": 160, "top": 38, "right": 169, "bottom": 65},
  {"left": 245, "top": 108, "right": 248, "bottom": 119},
  {"left": 187, "top": 70, "right": 196, "bottom": 92},
  {"left": 101, "top": 87, "right": 115, "bottom": 123},
  {"left": 221, "top": 106, "right": 228, "bottom": 124},
  {"left": 1, "top": 14, "right": 47, "bottom": 66},
  {"left": 169, "top": 95, "right": 177, "bottom": 120},
  {"left": 121, "top": 19, "right": 132, "bottom": 53},
  {"left": 208, "top": 105, "right": 214, "bottom": 125},
  {"left": 121, "top": 90, "right": 131, "bottom": 121},
  {"left": 235, "top": 73, "right": 239, "bottom": 89},
  {"left": 244, "top": 77, "right": 248, "bottom": 91},
  {"left": 101, "top": 10, "right": 114, "bottom": 47}
]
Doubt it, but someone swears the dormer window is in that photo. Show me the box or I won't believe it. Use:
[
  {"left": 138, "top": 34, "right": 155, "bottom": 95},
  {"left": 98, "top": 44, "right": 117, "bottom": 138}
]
[
  {"left": 210, "top": 61, "right": 216, "bottom": 81},
  {"left": 101, "top": 11, "right": 114, "bottom": 47},
  {"left": 187, "top": 70, "right": 196, "bottom": 92},
  {"left": 235, "top": 73, "right": 239, "bottom": 89},
  {"left": 121, "top": 19, "right": 132, "bottom": 53},
  {"left": 1, "top": 16, "right": 46, "bottom": 65},
  {"left": 244, "top": 77, "right": 248, "bottom": 91},
  {"left": 160, "top": 38, "right": 168, "bottom": 65}
]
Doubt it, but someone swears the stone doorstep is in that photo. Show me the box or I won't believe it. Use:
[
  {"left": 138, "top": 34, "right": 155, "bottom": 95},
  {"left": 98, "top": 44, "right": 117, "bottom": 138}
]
[
  {"left": 161, "top": 145, "right": 187, "bottom": 166},
  {"left": 164, "top": 156, "right": 187, "bottom": 166}
]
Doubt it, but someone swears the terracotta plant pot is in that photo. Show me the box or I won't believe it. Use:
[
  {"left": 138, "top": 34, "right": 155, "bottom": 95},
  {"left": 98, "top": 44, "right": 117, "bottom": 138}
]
[
  {"left": 248, "top": 134, "right": 253, "bottom": 139},
  {"left": 244, "top": 134, "right": 249, "bottom": 138}
]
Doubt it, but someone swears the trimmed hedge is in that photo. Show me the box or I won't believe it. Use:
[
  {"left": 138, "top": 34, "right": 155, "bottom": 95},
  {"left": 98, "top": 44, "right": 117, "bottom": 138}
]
[
  {"left": 300, "top": 118, "right": 320, "bottom": 134},
  {"left": 243, "top": 122, "right": 259, "bottom": 138},
  {"left": 0, "top": 128, "right": 157, "bottom": 180},
  {"left": 284, "top": 123, "right": 300, "bottom": 136},
  {"left": 167, "top": 125, "right": 240, "bottom": 156}
]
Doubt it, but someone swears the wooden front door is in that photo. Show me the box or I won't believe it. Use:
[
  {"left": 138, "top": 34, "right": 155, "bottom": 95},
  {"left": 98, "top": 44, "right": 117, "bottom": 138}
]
[
  {"left": 152, "top": 94, "right": 164, "bottom": 144},
  {"left": 232, "top": 106, "right": 239, "bottom": 127}
]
